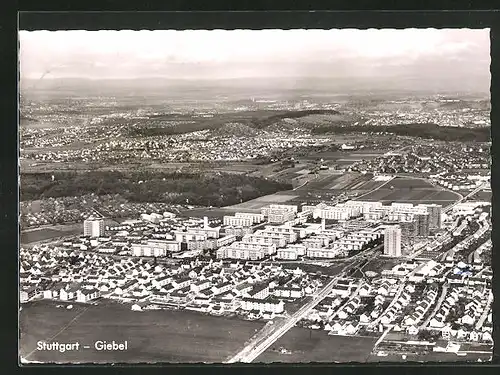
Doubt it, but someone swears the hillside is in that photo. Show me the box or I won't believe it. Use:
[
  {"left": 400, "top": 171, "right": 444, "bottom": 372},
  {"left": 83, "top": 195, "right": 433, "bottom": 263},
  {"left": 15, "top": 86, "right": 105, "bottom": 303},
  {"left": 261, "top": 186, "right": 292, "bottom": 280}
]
[{"left": 311, "top": 123, "right": 491, "bottom": 142}]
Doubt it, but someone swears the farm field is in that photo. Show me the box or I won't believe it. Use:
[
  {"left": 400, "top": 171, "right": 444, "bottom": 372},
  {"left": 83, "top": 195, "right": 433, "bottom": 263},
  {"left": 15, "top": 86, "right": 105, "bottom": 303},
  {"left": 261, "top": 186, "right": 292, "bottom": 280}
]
[
  {"left": 256, "top": 327, "right": 378, "bottom": 363},
  {"left": 358, "top": 188, "right": 460, "bottom": 206},
  {"left": 295, "top": 174, "right": 344, "bottom": 191},
  {"left": 388, "top": 177, "right": 437, "bottom": 189},
  {"left": 20, "top": 300, "right": 264, "bottom": 364},
  {"left": 225, "top": 193, "right": 299, "bottom": 211}
]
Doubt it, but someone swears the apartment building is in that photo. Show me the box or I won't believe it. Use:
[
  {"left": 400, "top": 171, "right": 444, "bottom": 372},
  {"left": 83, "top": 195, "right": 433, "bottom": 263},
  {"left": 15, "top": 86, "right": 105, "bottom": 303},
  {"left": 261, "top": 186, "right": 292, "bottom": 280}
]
[
  {"left": 223, "top": 216, "right": 253, "bottom": 227},
  {"left": 84, "top": 217, "right": 105, "bottom": 238},
  {"left": 216, "top": 241, "right": 276, "bottom": 260},
  {"left": 131, "top": 240, "right": 181, "bottom": 257},
  {"left": 242, "top": 233, "right": 287, "bottom": 249},
  {"left": 234, "top": 212, "right": 265, "bottom": 224},
  {"left": 276, "top": 244, "right": 306, "bottom": 260},
  {"left": 384, "top": 225, "right": 402, "bottom": 257}
]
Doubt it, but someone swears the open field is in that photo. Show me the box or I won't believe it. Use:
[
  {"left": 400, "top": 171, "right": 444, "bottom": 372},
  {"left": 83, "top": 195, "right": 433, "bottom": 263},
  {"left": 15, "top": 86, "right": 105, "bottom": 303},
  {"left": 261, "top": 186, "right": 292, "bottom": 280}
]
[
  {"left": 360, "top": 257, "right": 402, "bottom": 275},
  {"left": 20, "top": 300, "right": 264, "bottom": 363},
  {"left": 256, "top": 328, "right": 378, "bottom": 363},
  {"left": 20, "top": 220, "right": 119, "bottom": 244},
  {"left": 225, "top": 193, "right": 299, "bottom": 211},
  {"left": 358, "top": 188, "right": 460, "bottom": 205},
  {"left": 355, "top": 180, "right": 390, "bottom": 191},
  {"left": 295, "top": 174, "right": 344, "bottom": 191},
  {"left": 20, "top": 227, "right": 83, "bottom": 244},
  {"left": 328, "top": 173, "right": 370, "bottom": 190},
  {"left": 388, "top": 177, "right": 436, "bottom": 189}
]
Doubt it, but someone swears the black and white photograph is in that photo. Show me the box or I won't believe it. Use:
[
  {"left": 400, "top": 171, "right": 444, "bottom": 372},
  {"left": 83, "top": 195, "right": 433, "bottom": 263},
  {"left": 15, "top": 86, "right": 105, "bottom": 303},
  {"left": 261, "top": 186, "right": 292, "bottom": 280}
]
[{"left": 18, "top": 28, "right": 492, "bottom": 364}]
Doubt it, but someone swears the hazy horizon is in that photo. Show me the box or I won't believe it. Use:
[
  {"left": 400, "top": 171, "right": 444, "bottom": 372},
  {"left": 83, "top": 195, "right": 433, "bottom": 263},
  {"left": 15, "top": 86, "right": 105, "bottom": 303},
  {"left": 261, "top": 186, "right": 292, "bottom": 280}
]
[{"left": 19, "top": 29, "right": 491, "bottom": 94}]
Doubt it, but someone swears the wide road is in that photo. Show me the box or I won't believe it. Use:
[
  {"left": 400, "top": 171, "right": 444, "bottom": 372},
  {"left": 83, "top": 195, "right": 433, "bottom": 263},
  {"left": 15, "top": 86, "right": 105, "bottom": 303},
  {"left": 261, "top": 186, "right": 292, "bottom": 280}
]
[{"left": 226, "top": 251, "right": 371, "bottom": 363}]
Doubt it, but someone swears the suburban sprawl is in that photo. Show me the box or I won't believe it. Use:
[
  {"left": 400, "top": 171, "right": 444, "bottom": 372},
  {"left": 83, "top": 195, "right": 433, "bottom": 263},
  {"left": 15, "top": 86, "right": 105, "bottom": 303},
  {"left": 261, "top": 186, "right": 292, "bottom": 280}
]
[{"left": 19, "top": 80, "right": 492, "bottom": 363}]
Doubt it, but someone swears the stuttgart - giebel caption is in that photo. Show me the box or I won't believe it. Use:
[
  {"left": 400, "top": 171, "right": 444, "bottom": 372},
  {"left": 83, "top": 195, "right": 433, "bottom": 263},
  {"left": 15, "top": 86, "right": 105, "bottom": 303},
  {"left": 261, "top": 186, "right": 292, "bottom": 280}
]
[{"left": 37, "top": 340, "right": 128, "bottom": 352}]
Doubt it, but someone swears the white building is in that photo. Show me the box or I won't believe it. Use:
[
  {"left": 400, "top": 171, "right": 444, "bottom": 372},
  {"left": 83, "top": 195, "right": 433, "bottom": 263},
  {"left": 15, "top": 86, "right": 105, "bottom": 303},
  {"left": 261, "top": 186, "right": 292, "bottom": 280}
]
[
  {"left": 276, "top": 244, "right": 306, "bottom": 260},
  {"left": 131, "top": 240, "right": 181, "bottom": 257},
  {"left": 234, "top": 212, "right": 265, "bottom": 224},
  {"left": 216, "top": 242, "right": 276, "bottom": 260},
  {"left": 261, "top": 205, "right": 297, "bottom": 224},
  {"left": 223, "top": 216, "right": 253, "bottom": 227},
  {"left": 84, "top": 218, "right": 105, "bottom": 238},
  {"left": 384, "top": 225, "right": 402, "bottom": 257}
]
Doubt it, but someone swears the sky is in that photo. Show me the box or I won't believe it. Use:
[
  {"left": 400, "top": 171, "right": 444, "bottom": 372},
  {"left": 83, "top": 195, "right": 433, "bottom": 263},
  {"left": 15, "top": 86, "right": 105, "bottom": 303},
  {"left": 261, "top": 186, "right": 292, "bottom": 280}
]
[{"left": 18, "top": 29, "right": 490, "bottom": 88}]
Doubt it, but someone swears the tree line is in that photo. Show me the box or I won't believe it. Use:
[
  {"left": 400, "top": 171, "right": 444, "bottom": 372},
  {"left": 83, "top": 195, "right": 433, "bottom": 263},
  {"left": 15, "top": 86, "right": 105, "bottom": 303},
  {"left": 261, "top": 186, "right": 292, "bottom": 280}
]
[
  {"left": 20, "top": 170, "right": 292, "bottom": 207},
  {"left": 311, "top": 123, "right": 490, "bottom": 142}
]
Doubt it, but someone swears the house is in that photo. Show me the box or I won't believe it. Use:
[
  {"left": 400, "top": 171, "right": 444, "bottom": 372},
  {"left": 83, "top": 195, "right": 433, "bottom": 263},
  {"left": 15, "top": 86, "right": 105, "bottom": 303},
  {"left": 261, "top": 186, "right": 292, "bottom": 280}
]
[
  {"left": 461, "top": 314, "right": 475, "bottom": 326},
  {"left": 60, "top": 287, "right": 77, "bottom": 301},
  {"left": 43, "top": 288, "right": 59, "bottom": 300},
  {"left": 392, "top": 301, "right": 403, "bottom": 311},
  {"left": 190, "top": 280, "right": 211, "bottom": 293},
  {"left": 457, "top": 329, "right": 468, "bottom": 340},
  {"left": 317, "top": 305, "right": 334, "bottom": 319},
  {"left": 398, "top": 292, "right": 412, "bottom": 306},
  {"left": 211, "top": 304, "right": 225, "bottom": 316},
  {"left": 132, "top": 288, "right": 149, "bottom": 298},
  {"left": 481, "top": 331, "right": 492, "bottom": 342},
  {"left": 211, "top": 282, "right": 233, "bottom": 296},
  {"left": 377, "top": 283, "right": 390, "bottom": 296},
  {"left": 359, "top": 284, "right": 372, "bottom": 297},
  {"left": 131, "top": 303, "right": 143, "bottom": 311},
  {"left": 331, "top": 322, "right": 343, "bottom": 333},
  {"left": 430, "top": 316, "right": 445, "bottom": 328},
  {"left": 371, "top": 306, "right": 382, "bottom": 319},
  {"left": 407, "top": 325, "right": 419, "bottom": 336},
  {"left": 96, "top": 283, "right": 108, "bottom": 293},
  {"left": 172, "top": 276, "right": 193, "bottom": 289},
  {"left": 374, "top": 295, "right": 385, "bottom": 306},
  {"left": 344, "top": 322, "right": 359, "bottom": 335},
  {"left": 20, "top": 287, "right": 39, "bottom": 303},
  {"left": 404, "top": 314, "right": 419, "bottom": 327},
  {"left": 20, "top": 290, "right": 29, "bottom": 303},
  {"left": 76, "top": 288, "right": 101, "bottom": 303},
  {"left": 359, "top": 313, "right": 371, "bottom": 323},
  {"left": 331, "top": 284, "right": 351, "bottom": 298},
  {"left": 193, "top": 295, "right": 211, "bottom": 305},
  {"left": 441, "top": 325, "right": 452, "bottom": 340},
  {"left": 469, "top": 331, "right": 479, "bottom": 342},
  {"left": 380, "top": 311, "right": 396, "bottom": 325}
]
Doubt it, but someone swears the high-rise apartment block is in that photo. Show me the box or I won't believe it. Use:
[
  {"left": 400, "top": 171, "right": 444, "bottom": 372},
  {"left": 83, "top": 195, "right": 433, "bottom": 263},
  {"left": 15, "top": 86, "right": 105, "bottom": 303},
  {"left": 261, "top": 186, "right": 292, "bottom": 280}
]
[
  {"left": 83, "top": 217, "right": 105, "bottom": 238},
  {"left": 384, "top": 225, "right": 402, "bottom": 257}
]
